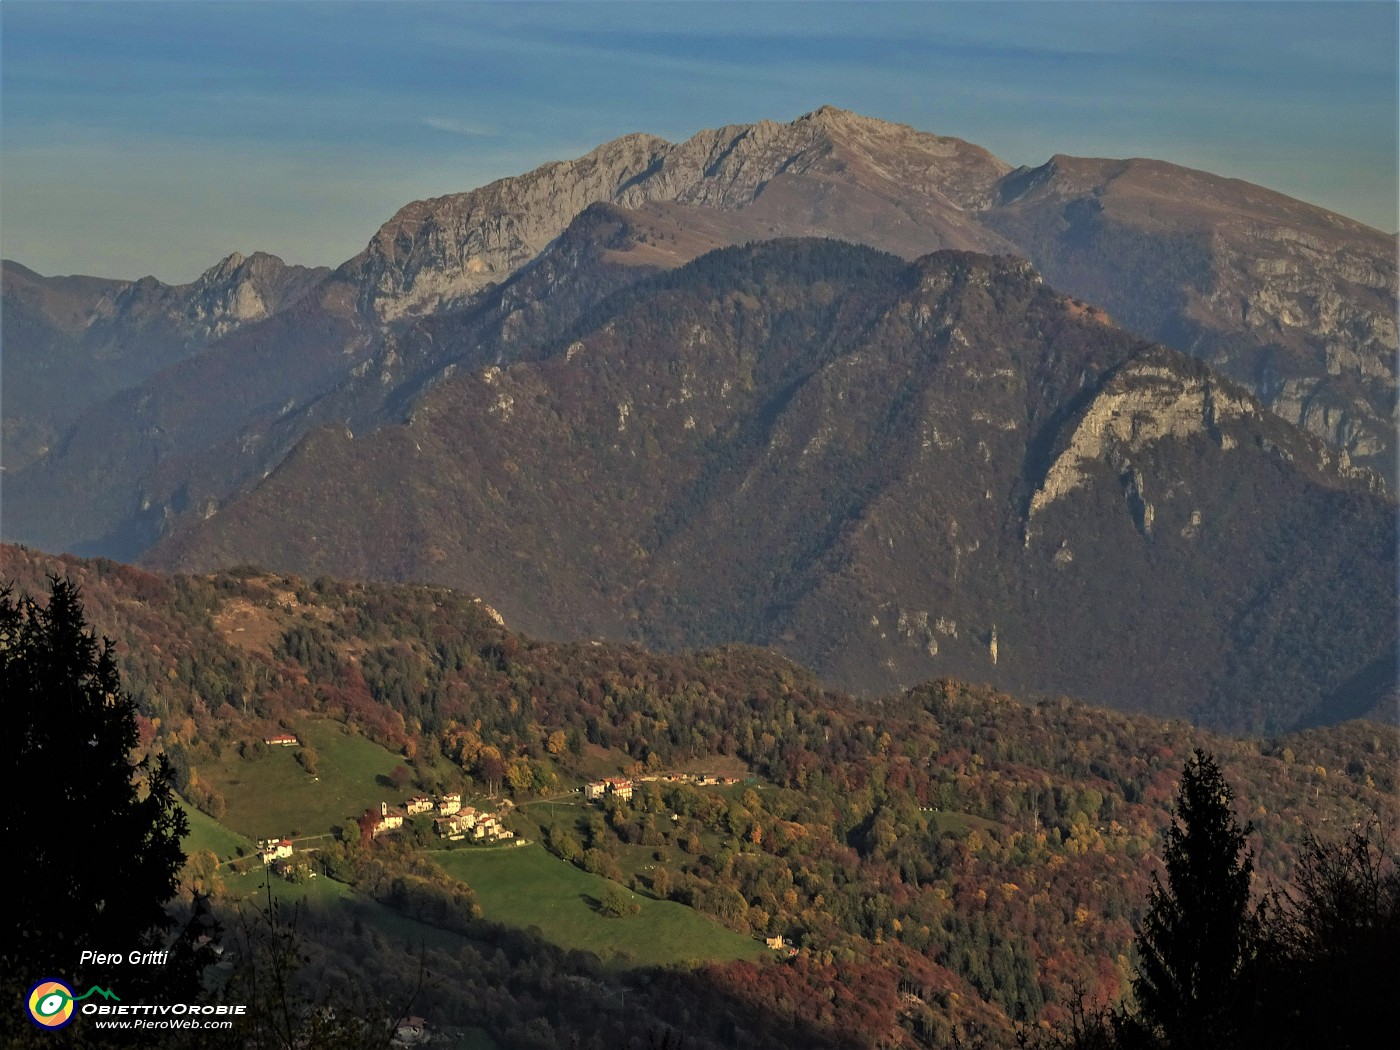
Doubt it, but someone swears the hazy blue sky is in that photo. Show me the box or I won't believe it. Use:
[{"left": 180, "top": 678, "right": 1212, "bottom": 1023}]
[{"left": 3, "top": 1, "right": 1396, "bottom": 282}]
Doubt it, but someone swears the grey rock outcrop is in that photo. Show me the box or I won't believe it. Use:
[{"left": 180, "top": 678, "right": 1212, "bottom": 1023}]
[
  {"left": 983, "top": 155, "right": 1398, "bottom": 479},
  {"left": 341, "top": 107, "right": 1014, "bottom": 321},
  {"left": 181, "top": 251, "right": 329, "bottom": 340},
  {"left": 337, "top": 107, "right": 1396, "bottom": 477}
]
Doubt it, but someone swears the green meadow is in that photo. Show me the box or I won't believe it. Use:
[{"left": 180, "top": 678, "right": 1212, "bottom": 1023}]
[
  {"left": 202, "top": 719, "right": 411, "bottom": 841},
  {"left": 220, "top": 868, "right": 476, "bottom": 955},
  {"left": 428, "top": 844, "right": 763, "bottom": 968},
  {"left": 925, "top": 809, "right": 1000, "bottom": 836},
  {"left": 180, "top": 800, "right": 257, "bottom": 862},
  {"left": 222, "top": 866, "right": 355, "bottom": 909},
  {"left": 187, "top": 727, "right": 763, "bottom": 971}
]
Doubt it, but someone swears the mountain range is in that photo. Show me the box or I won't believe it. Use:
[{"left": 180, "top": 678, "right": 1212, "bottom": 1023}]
[
  {"left": 3, "top": 107, "right": 1395, "bottom": 732},
  {"left": 2, "top": 251, "right": 329, "bottom": 473}
]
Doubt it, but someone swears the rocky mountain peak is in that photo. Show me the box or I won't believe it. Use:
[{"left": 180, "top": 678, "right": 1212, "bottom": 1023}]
[
  {"left": 210, "top": 250, "right": 246, "bottom": 274},
  {"left": 194, "top": 250, "right": 306, "bottom": 286},
  {"left": 187, "top": 253, "right": 273, "bottom": 334},
  {"left": 342, "top": 108, "right": 1016, "bottom": 321},
  {"left": 324, "top": 106, "right": 1395, "bottom": 475},
  {"left": 183, "top": 251, "right": 328, "bottom": 340}
]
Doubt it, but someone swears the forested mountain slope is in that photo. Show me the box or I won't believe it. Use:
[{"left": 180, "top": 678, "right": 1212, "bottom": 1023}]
[
  {"left": 1, "top": 545, "right": 1394, "bottom": 1048},
  {"left": 147, "top": 242, "right": 1395, "bottom": 732}
]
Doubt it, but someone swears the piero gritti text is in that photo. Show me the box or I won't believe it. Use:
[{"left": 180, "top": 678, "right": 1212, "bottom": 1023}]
[{"left": 79, "top": 950, "right": 170, "bottom": 966}]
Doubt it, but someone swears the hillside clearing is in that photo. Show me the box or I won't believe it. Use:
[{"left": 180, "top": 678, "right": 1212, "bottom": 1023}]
[{"left": 427, "top": 844, "right": 763, "bottom": 968}]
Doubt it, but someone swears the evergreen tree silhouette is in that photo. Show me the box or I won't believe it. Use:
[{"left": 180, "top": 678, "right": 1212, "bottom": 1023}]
[
  {"left": 1130, "top": 749, "right": 1257, "bottom": 1049},
  {"left": 1, "top": 577, "right": 189, "bottom": 1042}
]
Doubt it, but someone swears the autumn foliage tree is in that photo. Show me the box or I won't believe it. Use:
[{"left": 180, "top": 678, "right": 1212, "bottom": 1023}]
[{"left": 1242, "top": 822, "right": 1400, "bottom": 1049}]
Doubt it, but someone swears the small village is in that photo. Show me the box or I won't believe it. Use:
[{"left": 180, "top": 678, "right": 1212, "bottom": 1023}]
[
  {"left": 254, "top": 727, "right": 525, "bottom": 881},
  {"left": 583, "top": 771, "right": 742, "bottom": 802},
  {"left": 261, "top": 773, "right": 746, "bottom": 868},
  {"left": 254, "top": 753, "right": 748, "bottom": 881},
  {"left": 243, "top": 759, "right": 773, "bottom": 1045},
  {"left": 420, "top": 793, "right": 516, "bottom": 843},
  {"left": 260, "top": 793, "right": 520, "bottom": 871}
]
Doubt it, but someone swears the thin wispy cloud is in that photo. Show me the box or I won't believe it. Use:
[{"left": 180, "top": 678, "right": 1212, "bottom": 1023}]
[{"left": 421, "top": 116, "right": 495, "bottom": 137}]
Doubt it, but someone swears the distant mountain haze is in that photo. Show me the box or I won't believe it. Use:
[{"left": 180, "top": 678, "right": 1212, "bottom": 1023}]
[
  {"left": 1, "top": 253, "right": 329, "bottom": 473},
  {"left": 147, "top": 241, "right": 1395, "bottom": 734},
  {"left": 3, "top": 108, "right": 1394, "bottom": 731}
]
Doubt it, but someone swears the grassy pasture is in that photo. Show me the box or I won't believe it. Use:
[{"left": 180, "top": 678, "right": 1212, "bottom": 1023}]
[
  {"left": 202, "top": 719, "right": 411, "bottom": 841},
  {"left": 180, "top": 800, "right": 257, "bottom": 862},
  {"left": 223, "top": 866, "right": 355, "bottom": 909},
  {"left": 428, "top": 844, "right": 763, "bottom": 969},
  {"left": 220, "top": 868, "right": 475, "bottom": 954}
]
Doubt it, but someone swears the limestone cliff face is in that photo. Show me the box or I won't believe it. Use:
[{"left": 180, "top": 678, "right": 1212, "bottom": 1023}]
[
  {"left": 342, "top": 107, "right": 1013, "bottom": 320},
  {"left": 1204, "top": 223, "right": 1396, "bottom": 459},
  {"left": 180, "top": 252, "right": 329, "bottom": 341},
  {"left": 1025, "top": 347, "right": 1382, "bottom": 553},
  {"left": 1028, "top": 354, "right": 1260, "bottom": 523},
  {"left": 984, "top": 155, "right": 1398, "bottom": 478}
]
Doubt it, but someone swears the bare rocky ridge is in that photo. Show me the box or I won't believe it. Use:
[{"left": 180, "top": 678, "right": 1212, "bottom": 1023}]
[
  {"left": 341, "top": 107, "right": 1015, "bottom": 321},
  {"left": 1, "top": 254, "right": 329, "bottom": 472},
  {"left": 335, "top": 107, "right": 1396, "bottom": 477}
]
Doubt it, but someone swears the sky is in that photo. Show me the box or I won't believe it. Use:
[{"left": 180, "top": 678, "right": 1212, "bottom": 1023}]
[{"left": 2, "top": 1, "right": 1396, "bottom": 283}]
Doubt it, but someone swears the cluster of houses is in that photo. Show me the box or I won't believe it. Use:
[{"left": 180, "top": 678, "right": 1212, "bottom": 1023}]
[
  {"left": 584, "top": 771, "right": 743, "bottom": 804},
  {"left": 433, "top": 805, "right": 515, "bottom": 843},
  {"left": 584, "top": 776, "right": 634, "bottom": 801},
  {"left": 406, "top": 795, "right": 439, "bottom": 816},
  {"left": 647, "top": 771, "right": 742, "bottom": 786},
  {"left": 363, "top": 792, "right": 516, "bottom": 844}
]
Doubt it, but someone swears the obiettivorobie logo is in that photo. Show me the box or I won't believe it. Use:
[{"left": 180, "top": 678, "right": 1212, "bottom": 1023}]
[
  {"left": 25, "top": 977, "right": 248, "bottom": 1032},
  {"left": 26, "top": 980, "right": 119, "bottom": 1030}
]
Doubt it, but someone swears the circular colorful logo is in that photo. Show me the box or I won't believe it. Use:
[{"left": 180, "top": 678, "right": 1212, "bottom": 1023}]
[{"left": 27, "top": 980, "right": 76, "bottom": 1029}]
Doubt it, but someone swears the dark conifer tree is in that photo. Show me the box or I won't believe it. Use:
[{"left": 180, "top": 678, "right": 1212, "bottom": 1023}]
[
  {"left": 1129, "top": 749, "right": 1257, "bottom": 1049},
  {"left": 1, "top": 578, "right": 189, "bottom": 1041}
]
